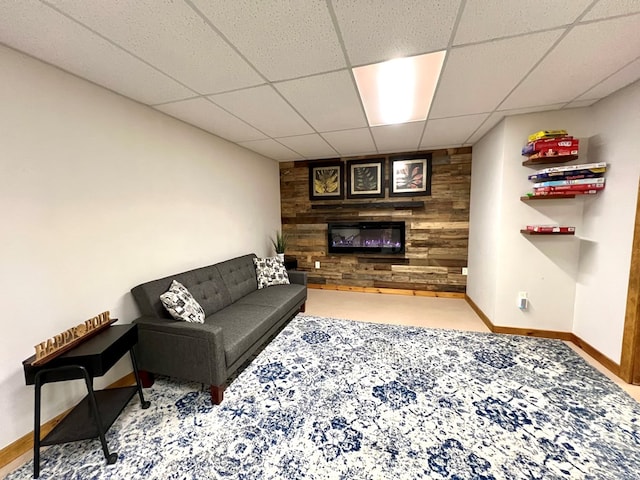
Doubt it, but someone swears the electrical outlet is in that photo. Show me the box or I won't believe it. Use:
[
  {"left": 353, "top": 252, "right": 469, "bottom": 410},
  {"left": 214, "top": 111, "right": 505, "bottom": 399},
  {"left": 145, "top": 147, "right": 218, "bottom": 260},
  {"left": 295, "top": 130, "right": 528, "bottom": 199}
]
[
  {"left": 315, "top": 261, "right": 320, "bottom": 269},
  {"left": 462, "top": 267, "right": 468, "bottom": 275},
  {"left": 518, "top": 291, "right": 528, "bottom": 310}
]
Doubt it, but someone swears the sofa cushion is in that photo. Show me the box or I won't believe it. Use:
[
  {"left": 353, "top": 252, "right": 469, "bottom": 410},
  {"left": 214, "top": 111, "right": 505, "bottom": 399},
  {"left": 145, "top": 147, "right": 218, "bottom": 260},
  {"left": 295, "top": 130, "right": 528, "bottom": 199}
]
[
  {"left": 253, "top": 256, "right": 290, "bottom": 289},
  {"left": 215, "top": 254, "right": 258, "bottom": 302},
  {"left": 160, "top": 280, "right": 205, "bottom": 323},
  {"left": 132, "top": 265, "right": 232, "bottom": 319},
  {"left": 237, "top": 284, "right": 306, "bottom": 319},
  {"left": 206, "top": 304, "right": 281, "bottom": 366}
]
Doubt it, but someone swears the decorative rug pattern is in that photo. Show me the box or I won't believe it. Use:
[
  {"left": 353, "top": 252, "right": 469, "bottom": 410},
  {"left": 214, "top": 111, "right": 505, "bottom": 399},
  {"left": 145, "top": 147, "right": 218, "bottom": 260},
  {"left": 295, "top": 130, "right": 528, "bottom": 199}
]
[{"left": 7, "top": 315, "right": 640, "bottom": 479}]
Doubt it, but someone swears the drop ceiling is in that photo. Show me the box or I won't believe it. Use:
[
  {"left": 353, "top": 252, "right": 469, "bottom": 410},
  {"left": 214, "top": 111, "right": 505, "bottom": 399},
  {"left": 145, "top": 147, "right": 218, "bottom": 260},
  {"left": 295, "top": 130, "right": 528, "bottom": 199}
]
[{"left": 1, "top": 0, "right": 639, "bottom": 161}]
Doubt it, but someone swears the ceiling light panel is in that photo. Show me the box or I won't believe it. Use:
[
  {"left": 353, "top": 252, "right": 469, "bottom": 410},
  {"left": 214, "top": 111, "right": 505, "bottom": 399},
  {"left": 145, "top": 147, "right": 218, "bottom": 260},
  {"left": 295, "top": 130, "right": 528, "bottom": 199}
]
[
  {"left": 333, "top": 0, "right": 461, "bottom": 66},
  {"left": 0, "top": 2, "right": 195, "bottom": 105},
  {"left": 190, "top": 0, "right": 345, "bottom": 82},
  {"left": 582, "top": 0, "right": 640, "bottom": 21},
  {"left": 238, "top": 139, "right": 301, "bottom": 161},
  {"left": 321, "top": 128, "right": 377, "bottom": 157},
  {"left": 45, "top": 0, "right": 263, "bottom": 94},
  {"left": 420, "top": 114, "right": 489, "bottom": 149},
  {"left": 155, "top": 98, "right": 266, "bottom": 143},
  {"left": 501, "top": 15, "right": 640, "bottom": 109},
  {"left": 354, "top": 52, "right": 446, "bottom": 127},
  {"left": 370, "top": 122, "right": 425, "bottom": 154},
  {"left": 276, "top": 134, "right": 338, "bottom": 159},
  {"left": 430, "top": 30, "right": 562, "bottom": 119},
  {"left": 275, "top": 70, "right": 367, "bottom": 132},
  {"left": 454, "top": 0, "right": 592, "bottom": 45},
  {"left": 210, "top": 85, "right": 313, "bottom": 138}
]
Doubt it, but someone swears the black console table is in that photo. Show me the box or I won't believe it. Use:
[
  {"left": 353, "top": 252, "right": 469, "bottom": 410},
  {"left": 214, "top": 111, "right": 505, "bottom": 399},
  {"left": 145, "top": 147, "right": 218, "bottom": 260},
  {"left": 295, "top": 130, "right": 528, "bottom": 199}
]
[{"left": 22, "top": 324, "right": 150, "bottom": 478}]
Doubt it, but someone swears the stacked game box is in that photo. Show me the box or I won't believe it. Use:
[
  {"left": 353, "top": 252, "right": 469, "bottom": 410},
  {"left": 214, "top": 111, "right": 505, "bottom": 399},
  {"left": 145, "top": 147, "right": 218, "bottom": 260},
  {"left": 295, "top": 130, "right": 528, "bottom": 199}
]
[
  {"left": 522, "top": 130, "right": 579, "bottom": 159},
  {"left": 527, "top": 162, "right": 607, "bottom": 196},
  {"left": 525, "top": 225, "right": 575, "bottom": 234}
]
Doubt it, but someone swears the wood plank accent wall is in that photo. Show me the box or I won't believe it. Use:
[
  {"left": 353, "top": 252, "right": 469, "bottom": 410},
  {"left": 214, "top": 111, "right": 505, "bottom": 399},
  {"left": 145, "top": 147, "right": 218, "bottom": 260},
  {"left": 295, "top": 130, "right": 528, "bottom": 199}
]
[{"left": 279, "top": 148, "right": 472, "bottom": 293}]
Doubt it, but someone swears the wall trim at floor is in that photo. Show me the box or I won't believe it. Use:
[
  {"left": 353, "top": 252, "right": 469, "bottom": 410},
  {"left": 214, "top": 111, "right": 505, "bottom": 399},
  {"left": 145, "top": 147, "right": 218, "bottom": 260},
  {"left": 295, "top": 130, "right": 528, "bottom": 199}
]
[
  {"left": 308, "top": 283, "right": 465, "bottom": 299},
  {"left": 0, "top": 372, "right": 137, "bottom": 469},
  {"left": 464, "top": 294, "right": 621, "bottom": 378}
]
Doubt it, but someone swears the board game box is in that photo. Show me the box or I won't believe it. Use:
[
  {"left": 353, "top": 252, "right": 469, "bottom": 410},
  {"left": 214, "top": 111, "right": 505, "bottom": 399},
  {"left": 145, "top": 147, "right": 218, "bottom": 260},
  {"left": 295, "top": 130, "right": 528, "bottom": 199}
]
[
  {"left": 526, "top": 225, "right": 575, "bottom": 233},
  {"left": 527, "top": 129, "right": 568, "bottom": 143}
]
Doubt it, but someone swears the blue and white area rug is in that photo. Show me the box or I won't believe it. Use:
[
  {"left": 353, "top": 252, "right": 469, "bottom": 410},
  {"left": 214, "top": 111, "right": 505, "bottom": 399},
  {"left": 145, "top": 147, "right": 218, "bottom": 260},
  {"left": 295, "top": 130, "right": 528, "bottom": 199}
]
[{"left": 8, "top": 315, "right": 640, "bottom": 479}]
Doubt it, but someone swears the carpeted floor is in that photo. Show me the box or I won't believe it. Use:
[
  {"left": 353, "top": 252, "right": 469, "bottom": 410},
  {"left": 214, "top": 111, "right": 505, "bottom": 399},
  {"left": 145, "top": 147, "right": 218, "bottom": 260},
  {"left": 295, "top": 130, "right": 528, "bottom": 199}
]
[{"left": 7, "top": 314, "right": 640, "bottom": 479}]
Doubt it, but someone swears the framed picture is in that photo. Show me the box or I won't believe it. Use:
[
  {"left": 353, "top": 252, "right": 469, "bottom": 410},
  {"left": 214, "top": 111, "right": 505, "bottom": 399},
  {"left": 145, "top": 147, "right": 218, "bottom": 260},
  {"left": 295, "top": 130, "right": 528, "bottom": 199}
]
[
  {"left": 346, "top": 158, "right": 385, "bottom": 199},
  {"left": 389, "top": 154, "right": 432, "bottom": 197},
  {"left": 308, "top": 161, "right": 344, "bottom": 200}
]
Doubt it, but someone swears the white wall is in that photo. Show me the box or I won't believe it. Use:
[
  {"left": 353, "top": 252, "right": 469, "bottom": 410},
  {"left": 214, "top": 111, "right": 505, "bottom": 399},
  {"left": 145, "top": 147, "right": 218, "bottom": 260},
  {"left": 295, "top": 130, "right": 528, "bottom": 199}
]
[
  {"left": 494, "top": 110, "right": 592, "bottom": 332},
  {"left": 467, "top": 121, "right": 505, "bottom": 321},
  {"left": 573, "top": 81, "right": 640, "bottom": 362},
  {"left": 468, "top": 80, "right": 640, "bottom": 364},
  {"left": 0, "top": 45, "right": 282, "bottom": 449}
]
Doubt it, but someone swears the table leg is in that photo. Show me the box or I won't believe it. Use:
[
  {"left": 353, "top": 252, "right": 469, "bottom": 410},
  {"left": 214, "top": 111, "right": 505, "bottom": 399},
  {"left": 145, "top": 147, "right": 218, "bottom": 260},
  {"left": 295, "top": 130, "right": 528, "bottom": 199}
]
[
  {"left": 129, "top": 349, "right": 151, "bottom": 409},
  {"left": 79, "top": 367, "right": 118, "bottom": 465},
  {"left": 33, "top": 373, "right": 43, "bottom": 478}
]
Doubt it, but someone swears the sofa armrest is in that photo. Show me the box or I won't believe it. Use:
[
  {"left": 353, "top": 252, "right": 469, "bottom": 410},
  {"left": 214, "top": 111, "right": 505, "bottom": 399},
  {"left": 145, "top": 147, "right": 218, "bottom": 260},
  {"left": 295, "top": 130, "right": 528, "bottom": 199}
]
[
  {"left": 288, "top": 270, "right": 307, "bottom": 286},
  {"left": 133, "top": 316, "right": 227, "bottom": 386}
]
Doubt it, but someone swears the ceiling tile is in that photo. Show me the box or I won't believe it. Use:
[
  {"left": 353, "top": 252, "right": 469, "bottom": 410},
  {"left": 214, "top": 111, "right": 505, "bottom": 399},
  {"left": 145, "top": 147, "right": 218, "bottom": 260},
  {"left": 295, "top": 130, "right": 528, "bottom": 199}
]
[
  {"left": 191, "top": 0, "right": 345, "bottom": 81},
  {"left": 430, "top": 30, "right": 563, "bottom": 118},
  {"left": 333, "top": 0, "right": 461, "bottom": 66},
  {"left": 154, "top": 98, "right": 266, "bottom": 142},
  {"left": 275, "top": 70, "right": 367, "bottom": 132},
  {"left": 371, "top": 122, "right": 424, "bottom": 154},
  {"left": 466, "top": 113, "right": 505, "bottom": 144},
  {"left": 466, "top": 103, "right": 568, "bottom": 143},
  {"left": 277, "top": 134, "right": 339, "bottom": 159},
  {"left": 45, "top": 0, "right": 263, "bottom": 94},
  {"left": 582, "top": 1, "right": 640, "bottom": 21},
  {"left": 564, "top": 99, "right": 599, "bottom": 108},
  {"left": 500, "top": 15, "right": 640, "bottom": 109},
  {"left": 238, "top": 139, "right": 301, "bottom": 161},
  {"left": 497, "top": 103, "right": 567, "bottom": 115},
  {"left": 574, "top": 58, "right": 640, "bottom": 101},
  {"left": 322, "top": 128, "right": 377, "bottom": 156},
  {"left": 0, "top": 0, "right": 195, "bottom": 105},
  {"left": 421, "top": 114, "right": 489, "bottom": 149},
  {"left": 210, "top": 85, "right": 314, "bottom": 138},
  {"left": 454, "top": 0, "right": 591, "bottom": 45}
]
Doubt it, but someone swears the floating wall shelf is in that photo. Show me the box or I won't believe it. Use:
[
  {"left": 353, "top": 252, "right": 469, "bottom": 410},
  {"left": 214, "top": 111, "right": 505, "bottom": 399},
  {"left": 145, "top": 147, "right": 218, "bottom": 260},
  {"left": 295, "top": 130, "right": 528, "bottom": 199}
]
[
  {"left": 522, "top": 154, "right": 579, "bottom": 167},
  {"left": 520, "top": 195, "right": 576, "bottom": 202}
]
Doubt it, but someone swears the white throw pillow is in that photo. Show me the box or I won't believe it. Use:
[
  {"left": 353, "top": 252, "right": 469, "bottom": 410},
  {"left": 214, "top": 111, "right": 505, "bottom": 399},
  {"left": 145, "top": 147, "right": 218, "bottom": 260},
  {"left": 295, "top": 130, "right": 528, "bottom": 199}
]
[
  {"left": 253, "top": 257, "right": 290, "bottom": 289},
  {"left": 160, "top": 280, "right": 205, "bottom": 323}
]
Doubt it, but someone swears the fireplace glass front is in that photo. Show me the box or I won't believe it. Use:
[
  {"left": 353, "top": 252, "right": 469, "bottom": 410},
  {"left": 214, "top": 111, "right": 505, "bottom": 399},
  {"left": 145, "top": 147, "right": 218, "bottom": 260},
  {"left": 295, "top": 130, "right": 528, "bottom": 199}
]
[{"left": 328, "top": 221, "right": 405, "bottom": 254}]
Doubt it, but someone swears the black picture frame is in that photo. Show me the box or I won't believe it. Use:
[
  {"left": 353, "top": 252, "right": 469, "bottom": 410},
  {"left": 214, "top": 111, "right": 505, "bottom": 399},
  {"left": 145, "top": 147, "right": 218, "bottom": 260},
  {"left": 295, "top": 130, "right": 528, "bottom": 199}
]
[
  {"left": 308, "top": 160, "right": 344, "bottom": 200},
  {"left": 389, "top": 154, "right": 432, "bottom": 197},
  {"left": 346, "top": 158, "right": 385, "bottom": 199}
]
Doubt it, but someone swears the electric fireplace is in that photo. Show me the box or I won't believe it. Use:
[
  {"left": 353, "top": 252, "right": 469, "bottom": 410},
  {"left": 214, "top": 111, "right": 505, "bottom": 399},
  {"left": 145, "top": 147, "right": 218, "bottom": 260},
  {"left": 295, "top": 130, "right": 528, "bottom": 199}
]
[{"left": 328, "top": 221, "right": 405, "bottom": 254}]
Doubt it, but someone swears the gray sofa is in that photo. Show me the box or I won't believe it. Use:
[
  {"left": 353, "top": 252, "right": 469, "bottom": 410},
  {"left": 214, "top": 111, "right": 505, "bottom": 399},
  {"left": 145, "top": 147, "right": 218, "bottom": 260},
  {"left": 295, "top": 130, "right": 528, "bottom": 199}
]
[{"left": 130, "top": 253, "right": 307, "bottom": 404}]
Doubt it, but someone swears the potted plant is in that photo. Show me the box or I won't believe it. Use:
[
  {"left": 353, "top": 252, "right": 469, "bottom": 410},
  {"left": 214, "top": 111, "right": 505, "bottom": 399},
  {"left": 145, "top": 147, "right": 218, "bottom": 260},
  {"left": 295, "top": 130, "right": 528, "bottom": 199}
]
[{"left": 271, "top": 231, "right": 288, "bottom": 261}]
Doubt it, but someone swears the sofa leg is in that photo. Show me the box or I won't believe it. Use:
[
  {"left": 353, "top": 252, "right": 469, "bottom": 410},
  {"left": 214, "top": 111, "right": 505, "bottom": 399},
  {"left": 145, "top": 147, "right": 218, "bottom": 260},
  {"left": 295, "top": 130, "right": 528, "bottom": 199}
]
[
  {"left": 300, "top": 302, "right": 306, "bottom": 313},
  {"left": 138, "top": 370, "right": 155, "bottom": 388},
  {"left": 210, "top": 384, "right": 225, "bottom": 405}
]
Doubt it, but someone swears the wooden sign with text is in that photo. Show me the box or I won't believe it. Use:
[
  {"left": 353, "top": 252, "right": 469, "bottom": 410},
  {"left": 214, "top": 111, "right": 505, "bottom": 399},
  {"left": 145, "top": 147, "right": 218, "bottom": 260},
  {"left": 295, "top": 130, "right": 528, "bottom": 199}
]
[{"left": 32, "top": 311, "right": 116, "bottom": 365}]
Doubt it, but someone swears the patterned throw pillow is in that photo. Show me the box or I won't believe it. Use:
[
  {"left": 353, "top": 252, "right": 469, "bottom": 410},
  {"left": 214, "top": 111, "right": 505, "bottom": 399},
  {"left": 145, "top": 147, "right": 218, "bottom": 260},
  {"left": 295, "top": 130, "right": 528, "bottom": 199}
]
[
  {"left": 253, "top": 256, "right": 290, "bottom": 289},
  {"left": 159, "top": 280, "right": 205, "bottom": 323}
]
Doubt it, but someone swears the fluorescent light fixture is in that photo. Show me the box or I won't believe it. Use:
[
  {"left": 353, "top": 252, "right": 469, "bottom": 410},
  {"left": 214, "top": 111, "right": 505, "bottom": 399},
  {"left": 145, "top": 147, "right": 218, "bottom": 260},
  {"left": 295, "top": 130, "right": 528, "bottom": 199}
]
[{"left": 353, "top": 51, "right": 446, "bottom": 127}]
